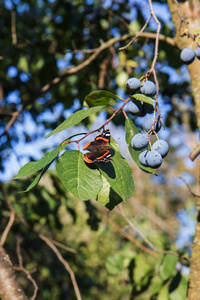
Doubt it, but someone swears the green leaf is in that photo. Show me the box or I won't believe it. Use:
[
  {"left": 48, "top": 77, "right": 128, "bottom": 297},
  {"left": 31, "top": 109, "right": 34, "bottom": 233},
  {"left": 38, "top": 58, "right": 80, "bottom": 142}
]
[
  {"left": 160, "top": 254, "right": 178, "bottom": 280},
  {"left": 106, "top": 253, "right": 125, "bottom": 275},
  {"left": 157, "top": 282, "right": 170, "bottom": 300},
  {"left": 96, "top": 137, "right": 134, "bottom": 200},
  {"left": 97, "top": 176, "right": 123, "bottom": 210},
  {"left": 18, "top": 56, "right": 29, "bottom": 72},
  {"left": 116, "top": 71, "right": 129, "bottom": 88},
  {"left": 83, "top": 90, "right": 120, "bottom": 108},
  {"left": 125, "top": 117, "right": 156, "bottom": 174},
  {"left": 23, "top": 163, "right": 52, "bottom": 192},
  {"left": 133, "top": 254, "right": 152, "bottom": 284},
  {"left": 14, "top": 145, "right": 61, "bottom": 179},
  {"left": 169, "top": 273, "right": 187, "bottom": 300},
  {"left": 46, "top": 106, "right": 103, "bottom": 138},
  {"left": 56, "top": 150, "right": 103, "bottom": 200},
  {"left": 150, "top": 275, "right": 164, "bottom": 294},
  {"left": 132, "top": 93, "right": 154, "bottom": 104}
]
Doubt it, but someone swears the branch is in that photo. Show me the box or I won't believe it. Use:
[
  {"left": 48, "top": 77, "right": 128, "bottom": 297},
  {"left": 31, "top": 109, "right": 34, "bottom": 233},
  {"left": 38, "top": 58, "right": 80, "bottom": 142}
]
[
  {"left": 115, "top": 204, "right": 189, "bottom": 262},
  {"left": 39, "top": 234, "right": 82, "bottom": 300},
  {"left": 67, "top": 96, "right": 131, "bottom": 147},
  {"left": 11, "top": 10, "right": 17, "bottom": 45},
  {"left": 0, "top": 183, "right": 15, "bottom": 246},
  {"left": 101, "top": 215, "right": 158, "bottom": 258},
  {"left": 178, "top": 177, "right": 200, "bottom": 198},
  {"left": 1, "top": 30, "right": 175, "bottom": 139},
  {"left": 50, "top": 239, "right": 77, "bottom": 254},
  {"left": 133, "top": 199, "right": 177, "bottom": 238},
  {"left": 119, "top": 15, "right": 153, "bottom": 50},
  {"left": 173, "top": 0, "right": 194, "bottom": 39},
  {"left": 0, "top": 245, "right": 28, "bottom": 300},
  {"left": 189, "top": 142, "right": 200, "bottom": 161},
  {"left": 15, "top": 237, "right": 38, "bottom": 300}
]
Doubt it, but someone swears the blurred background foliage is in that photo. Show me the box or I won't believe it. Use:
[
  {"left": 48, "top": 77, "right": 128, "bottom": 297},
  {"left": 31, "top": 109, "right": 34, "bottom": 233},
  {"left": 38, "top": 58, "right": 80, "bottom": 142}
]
[{"left": 0, "top": 0, "right": 198, "bottom": 299}]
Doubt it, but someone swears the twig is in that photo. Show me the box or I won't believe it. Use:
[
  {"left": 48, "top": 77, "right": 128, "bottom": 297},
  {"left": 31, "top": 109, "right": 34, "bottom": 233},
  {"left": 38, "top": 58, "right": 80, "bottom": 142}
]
[
  {"left": 178, "top": 177, "right": 200, "bottom": 198},
  {"left": 116, "top": 204, "right": 189, "bottom": 262},
  {"left": 15, "top": 237, "right": 38, "bottom": 300},
  {"left": 98, "top": 57, "right": 109, "bottom": 89},
  {"left": 100, "top": 2, "right": 130, "bottom": 30},
  {"left": 0, "top": 109, "right": 23, "bottom": 138},
  {"left": 132, "top": 199, "right": 177, "bottom": 238},
  {"left": 69, "top": 97, "right": 131, "bottom": 146},
  {"left": 50, "top": 239, "right": 77, "bottom": 253},
  {"left": 11, "top": 10, "right": 17, "bottom": 45},
  {"left": 189, "top": 142, "right": 200, "bottom": 161},
  {"left": 72, "top": 32, "right": 175, "bottom": 54},
  {"left": 101, "top": 215, "right": 158, "bottom": 257},
  {"left": 0, "top": 184, "right": 15, "bottom": 246},
  {"left": 39, "top": 233, "right": 82, "bottom": 300},
  {"left": 119, "top": 15, "right": 153, "bottom": 50},
  {"left": 145, "top": 0, "right": 161, "bottom": 101}
]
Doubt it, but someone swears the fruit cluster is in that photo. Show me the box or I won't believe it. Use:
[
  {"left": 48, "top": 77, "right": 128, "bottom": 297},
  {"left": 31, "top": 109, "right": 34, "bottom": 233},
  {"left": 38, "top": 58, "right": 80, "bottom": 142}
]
[
  {"left": 131, "top": 135, "right": 169, "bottom": 168},
  {"left": 126, "top": 77, "right": 156, "bottom": 117},
  {"left": 126, "top": 77, "right": 169, "bottom": 169},
  {"left": 180, "top": 47, "right": 200, "bottom": 65}
]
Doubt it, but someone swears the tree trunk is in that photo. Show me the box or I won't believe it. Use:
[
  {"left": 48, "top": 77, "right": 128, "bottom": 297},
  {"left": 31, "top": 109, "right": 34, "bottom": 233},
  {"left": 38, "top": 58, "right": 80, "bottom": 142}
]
[
  {"left": 167, "top": 1, "right": 200, "bottom": 299},
  {"left": 0, "top": 246, "right": 28, "bottom": 300}
]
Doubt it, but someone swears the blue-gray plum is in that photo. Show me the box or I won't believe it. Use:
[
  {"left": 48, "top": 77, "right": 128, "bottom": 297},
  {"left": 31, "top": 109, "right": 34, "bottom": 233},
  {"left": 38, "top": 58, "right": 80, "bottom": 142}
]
[
  {"left": 146, "top": 151, "right": 162, "bottom": 168},
  {"left": 131, "top": 133, "right": 149, "bottom": 150},
  {"left": 128, "top": 99, "right": 143, "bottom": 116},
  {"left": 139, "top": 150, "right": 149, "bottom": 166},
  {"left": 143, "top": 101, "right": 155, "bottom": 114},
  {"left": 140, "top": 81, "right": 156, "bottom": 97},
  {"left": 152, "top": 139, "right": 169, "bottom": 158},
  {"left": 126, "top": 77, "right": 141, "bottom": 93},
  {"left": 144, "top": 116, "right": 161, "bottom": 133},
  {"left": 180, "top": 48, "right": 195, "bottom": 65},
  {"left": 195, "top": 47, "right": 200, "bottom": 60}
]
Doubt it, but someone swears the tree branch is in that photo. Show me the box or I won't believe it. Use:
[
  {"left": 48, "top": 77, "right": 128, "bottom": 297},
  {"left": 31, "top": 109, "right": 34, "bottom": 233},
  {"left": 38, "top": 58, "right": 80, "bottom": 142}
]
[
  {"left": 39, "top": 234, "right": 82, "bottom": 300},
  {"left": 15, "top": 237, "right": 38, "bottom": 300},
  {"left": 115, "top": 204, "right": 189, "bottom": 262},
  {"left": 0, "top": 245, "right": 28, "bottom": 300},
  {"left": 0, "top": 183, "right": 15, "bottom": 246}
]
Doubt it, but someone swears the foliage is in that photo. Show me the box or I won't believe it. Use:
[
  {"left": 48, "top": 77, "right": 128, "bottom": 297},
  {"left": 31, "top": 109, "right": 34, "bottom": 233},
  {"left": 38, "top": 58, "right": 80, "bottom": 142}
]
[{"left": 0, "top": 0, "right": 199, "bottom": 299}]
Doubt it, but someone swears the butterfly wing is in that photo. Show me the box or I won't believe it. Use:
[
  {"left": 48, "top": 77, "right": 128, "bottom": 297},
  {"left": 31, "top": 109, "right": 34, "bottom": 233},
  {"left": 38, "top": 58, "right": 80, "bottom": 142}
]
[
  {"left": 83, "top": 129, "right": 110, "bottom": 151},
  {"left": 83, "top": 129, "right": 111, "bottom": 163},
  {"left": 83, "top": 150, "right": 111, "bottom": 163}
]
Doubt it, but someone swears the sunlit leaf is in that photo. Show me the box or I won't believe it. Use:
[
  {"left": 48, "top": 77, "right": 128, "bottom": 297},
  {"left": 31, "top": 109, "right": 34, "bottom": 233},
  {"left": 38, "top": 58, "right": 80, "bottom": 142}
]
[
  {"left": 84, "top": 90, "right": 121, "bottom": 108},
  {"left": 133, "top": 254, "right": 152, "bottom": 283},
  {"left": 132, "top": 93, "right": 154, "bottom": 104},
  {"left": 22, "top": 163, "right": 52, "bottom": 192},
  {"left": 106, "top": 254, "right": 125, "bottom": 274},
  {"left": 169, "top": 273, "right": 187, "bottom": 300},
  {"left": 96, "top": 137, "right": 134, "bottom": 200},
  {"left": 14, "top": 145, "right": 61, "bottom": 179},
  {"left": 157, "top": 282, "right": 170, "bottom": 300},
  {"left": 160, "top": 254, "right": 178, "bottom": 280},
  {"left": 56, "top": 150, "right": 103, "bottom": 200},
  {"left": 97, "top": 176, "right": 123, "bottom": 210},
  {"left": 46, "top": 106, "right": 103, "bottom": 138}
]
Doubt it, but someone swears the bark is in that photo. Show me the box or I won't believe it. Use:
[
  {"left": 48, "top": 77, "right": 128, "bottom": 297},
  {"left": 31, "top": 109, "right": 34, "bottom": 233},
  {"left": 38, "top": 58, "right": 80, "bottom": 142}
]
[
  {"left": 167, "top": 1, "right": 200, "bottom": 299},
  {"left": 0, "top": 246, "right": 28, "bottom": 300}
]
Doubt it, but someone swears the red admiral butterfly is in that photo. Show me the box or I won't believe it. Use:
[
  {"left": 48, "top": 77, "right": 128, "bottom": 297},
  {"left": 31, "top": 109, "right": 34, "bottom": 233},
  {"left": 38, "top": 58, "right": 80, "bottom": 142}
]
[{"left": 83, "top": 129, "right": 112, "bottom": 163}]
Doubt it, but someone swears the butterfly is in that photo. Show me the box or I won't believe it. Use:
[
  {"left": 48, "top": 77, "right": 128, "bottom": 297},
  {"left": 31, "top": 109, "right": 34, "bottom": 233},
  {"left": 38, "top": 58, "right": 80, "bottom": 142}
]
[{"left": 83, "top": 129, "right": 112, "bottom": 163}]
